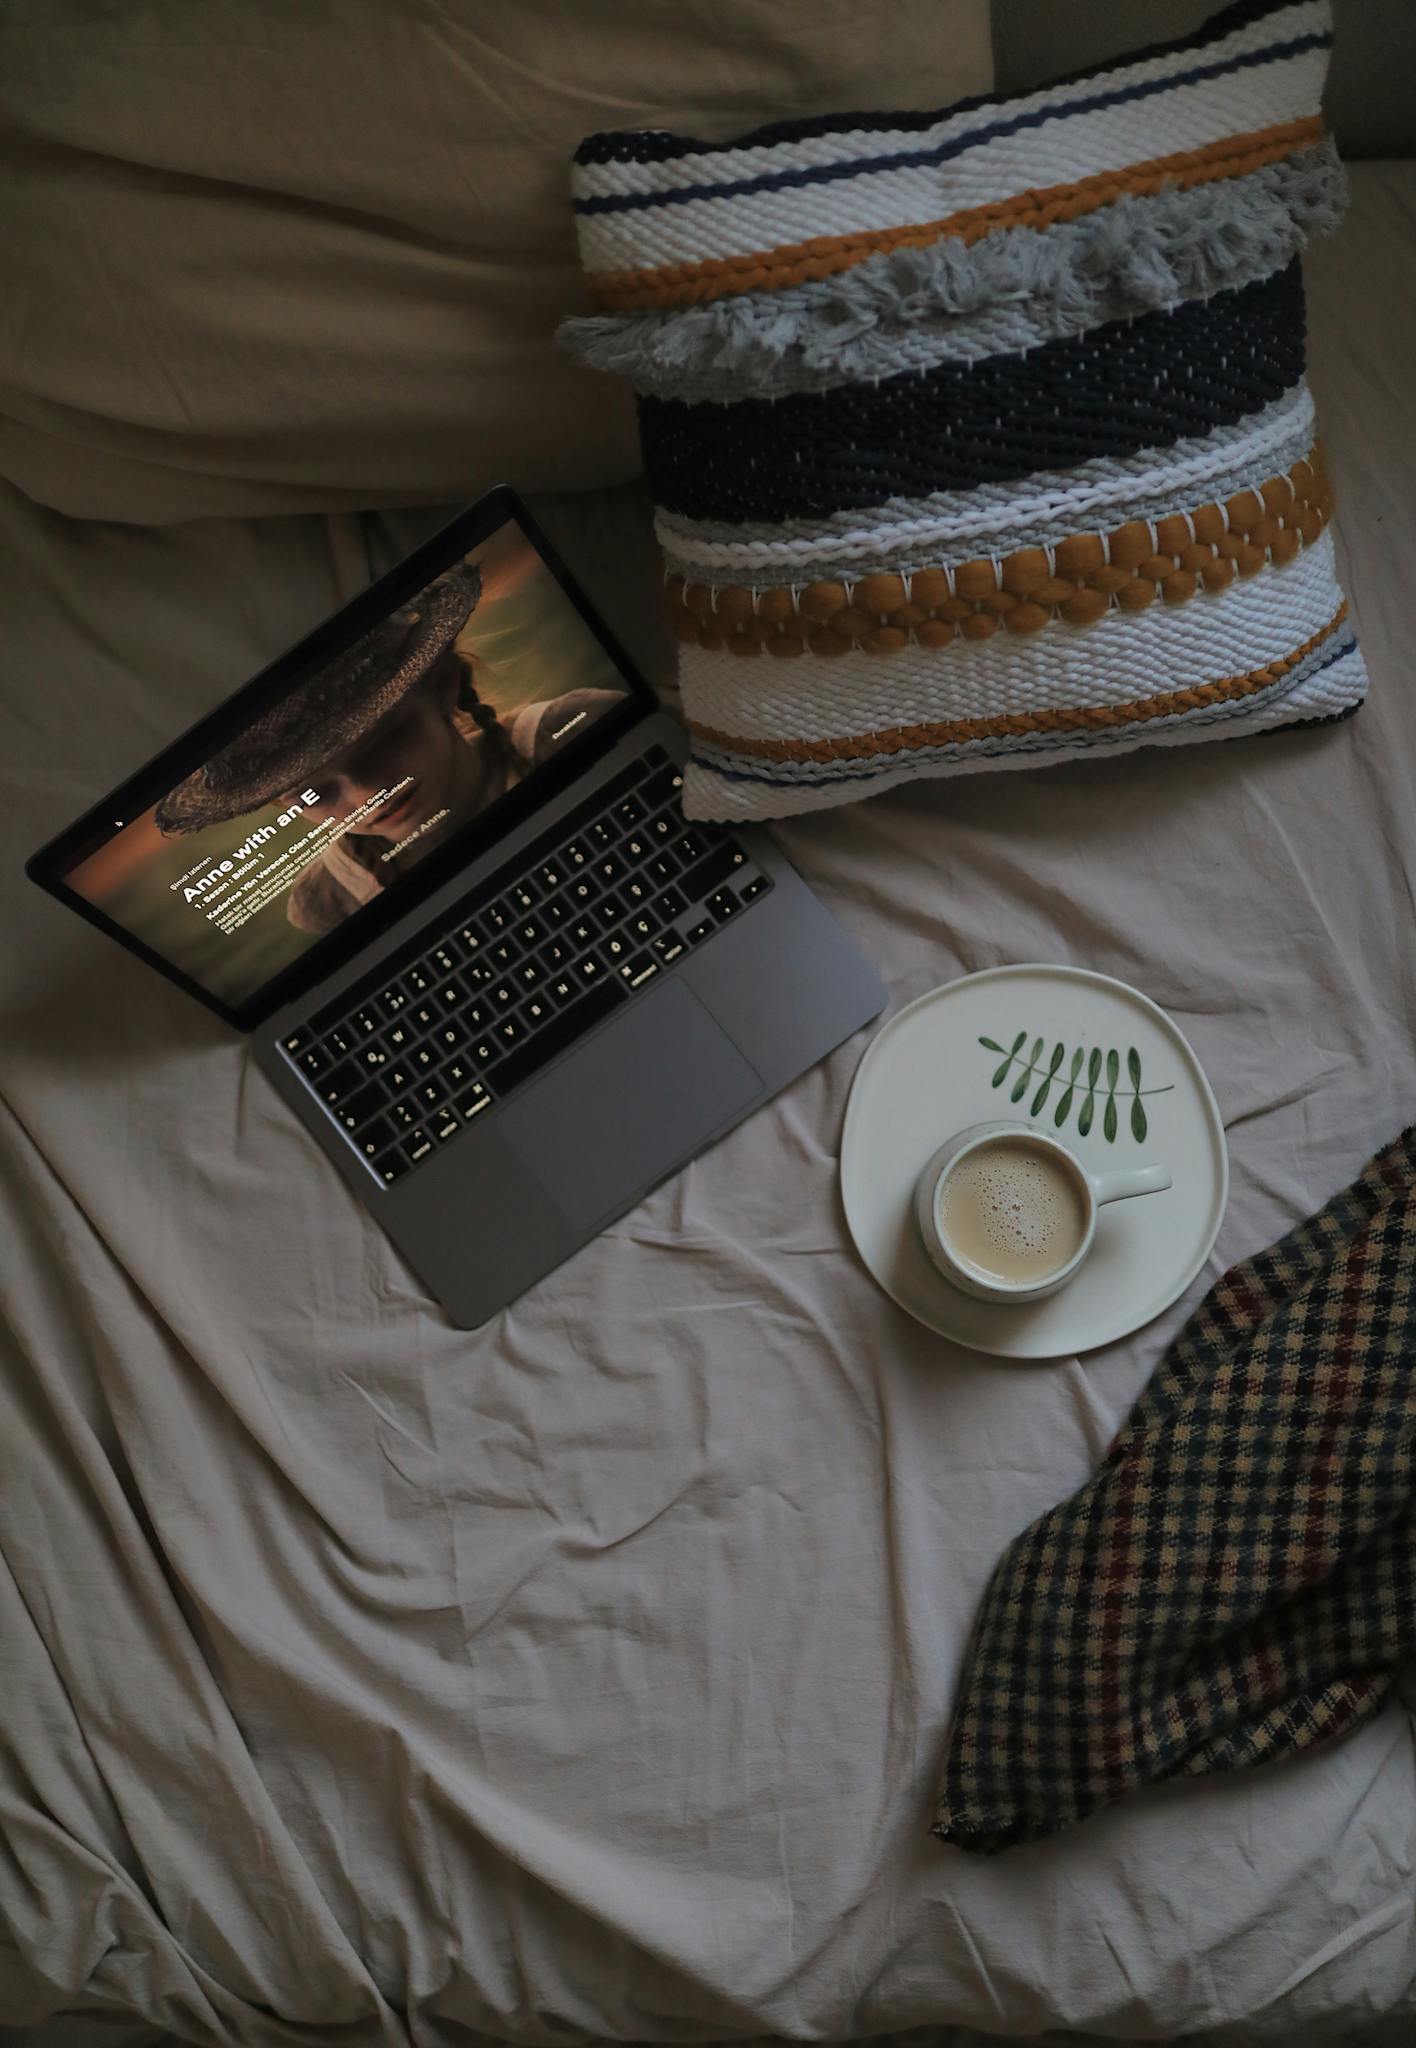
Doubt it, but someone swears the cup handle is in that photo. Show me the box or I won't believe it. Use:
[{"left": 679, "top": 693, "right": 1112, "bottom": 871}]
[{"left": 1090, "top": 1163, "right": 1172, "bottom": 1207}]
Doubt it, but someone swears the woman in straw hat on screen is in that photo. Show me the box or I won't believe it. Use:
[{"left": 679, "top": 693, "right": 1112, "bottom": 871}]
[{"left": 156, "top": 557, "right": 620, "bottom": 935}]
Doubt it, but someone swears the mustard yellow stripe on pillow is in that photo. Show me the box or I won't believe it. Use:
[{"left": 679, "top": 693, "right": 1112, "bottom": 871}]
[{"left": 586, "top": 117, "right": 1326, "bottom": 312}]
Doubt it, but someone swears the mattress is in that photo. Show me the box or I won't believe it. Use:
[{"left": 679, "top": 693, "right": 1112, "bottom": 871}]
[{"left": 2, "top": 163, "right": 1415, "bottom": 2048}]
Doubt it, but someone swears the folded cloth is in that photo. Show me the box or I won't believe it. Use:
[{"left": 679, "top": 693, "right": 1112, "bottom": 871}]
[{"left": 935, "top": 1128, "right": 1416, "bottom": 1853}]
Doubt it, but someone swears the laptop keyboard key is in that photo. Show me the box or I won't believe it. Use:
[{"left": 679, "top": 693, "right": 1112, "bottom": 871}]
[
  {"left": 563, "top": 838, "right": 591, "bottom": 869},
  {"left": 373, "top": 1149, "right": 410, "bottom": 1187},
  {"left": 655, "top": 889, "right": 686, "bottom": 922},
  {"left": 548, "top": 973, "right": 577, "bottom": 1006},
  {"left": 488, "top": 937, "right": 520, "bottom": 972},
  {"left": 429, "top": 942, "right": 462, "bottom": 978},
  {"left": 299, "top": 1044, "right": 330, "bottom": 1079},
  {"left": 516, "top": 958, "right": 544, "bottom": 991},
  {"left": 410, "top": 1000, "right": 438, "bottom": 1033},
  {"left": 509, "top": 880, "right": 538, "bottom": 914},
  {"left": 402, "top": 1128, "right": 436, "bottom": 1166},
  {"left": 489, "top": 980, "right": 517, "bottom": 1010},
  {"left": 497, "top": 1016, "right": 524, "bottom": 1049},
  {"left": 516, "top": 916, "right": 545, "bottom": 949},
  {"left": 351, "top": 1007, "right": 382, "bottom": 1037},
  {"left": 707, "top": 887, "right": 740, "bottom": 923},
  {"left": 389, "top": 1098, "right": 419, "bottom": 1130},
  {"left": 417, "top": 1078, "right": 445, "bottom": 1111},
  {"left": 403, "top": 963, "right": 433, "bottom": 997},
  {"left": 521, "top": 995, "right": 551, "bottom": 1028},
  {"left": 432, "top": 1108, "right": 461, "bottom": 1144},
  {"left": 648, "top": 854, "right": 679, "bottom": 887},
  {"left": 619, "top": 951, "right": 660, "bottom": 990},
  {"left": 741, "top": 874, "right": 770, "bottom": 903},
  {"left": 411, "top": 1044, "right": 437, "bottom": 1074},
  {"left": 355, "top": 1115, "right": 394, "bottom": 1159},
  {"left": 324, "top": 1023, "right": 357, "bottom": 1058},
  {"left": 281, "top": 1027, "right": 311, "bottom": 1056},
  {"left": 679, "top": 842, "right": 748, "bottom": 902},
  {"left": 358, "top": 1043, "right": 390, "bottom": 1073},
  {"left": 614, "top": 794, "right": 646, "bottom": 828},
  {"left": 685, "top": 917, "right": 715, "bottom": 947},
  {"left": 385, "top": 1062, "right": 415, "bottom": 1094},
  {"left": 338, "top": 1080, "right": 390, "bottom": 1129},
  {"left": 653, "top": 928, "right": 687, "bottom": 964},
  {"left": 541, "top": 936, "right": 570, "bottom": 970},
  {"left": 455, "top": 1081, "right": 493, "bottom": 1121},
  {"left": 641, "top": 762, "right": 683, "bottom": 808},
  {"left": 536, "top": 860, "right": 565, "bottom": 892}
]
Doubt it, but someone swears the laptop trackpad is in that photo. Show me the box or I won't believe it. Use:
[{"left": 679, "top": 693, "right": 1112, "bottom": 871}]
[{"left": 502, "top": 978, "right": 762, "bottom": 1228}]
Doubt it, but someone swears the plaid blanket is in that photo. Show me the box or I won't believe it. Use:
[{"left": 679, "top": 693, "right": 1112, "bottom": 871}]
[{"left": 935, "top": 1128, "right": 1416, "bottom": 1853}]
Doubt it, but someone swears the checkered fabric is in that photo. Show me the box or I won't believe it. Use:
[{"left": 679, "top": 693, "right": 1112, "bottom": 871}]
[{"left": 934, "top": 1127, "right": 1416, "bottom": 1854}]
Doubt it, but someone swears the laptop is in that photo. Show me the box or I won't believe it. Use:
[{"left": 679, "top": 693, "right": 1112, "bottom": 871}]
[{"left": 27, "top": 487, "right": 886, "bottom": 1325}]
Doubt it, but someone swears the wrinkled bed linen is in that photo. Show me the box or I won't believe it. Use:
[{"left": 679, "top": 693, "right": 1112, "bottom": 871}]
[{"left": 2, "top": 165, "right": 1416, "bottom": 2047}]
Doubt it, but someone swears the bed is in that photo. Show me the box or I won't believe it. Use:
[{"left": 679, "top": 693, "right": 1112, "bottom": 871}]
[{"left": 2, "top": 99, "right": 1415, "bottom": 2048}]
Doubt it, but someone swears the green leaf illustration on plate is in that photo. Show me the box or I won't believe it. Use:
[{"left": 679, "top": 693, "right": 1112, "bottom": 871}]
[
  {"left": 1055, "top": 1047, "right": 1084, "bottom": 1127},
  {"left": 1078, "top": 1046, "right": 1102, "bottom": 1137},
  {"left": 978, "top": 1032, "right": 1173, "bottom": 1142},
  {"left": 1030, "top": 1040, "right": 1066, "bottom": 1116},
  {"left": 1104, "top": 1048, "right": 1120, "bottom": 1143},
  {"left": 1011, "top": 1035, "right": 1044, "bottom": 1103},
  {"left": 1128, "top": 1047, "right": 1148, "bottom": 1142}
]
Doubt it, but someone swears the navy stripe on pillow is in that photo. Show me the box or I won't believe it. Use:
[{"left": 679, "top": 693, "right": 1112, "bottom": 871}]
[
  {"left": 574, "top": 31, "right": 1329, "bottom": 218},
  {"left": 639, "top": 264, "right": 1306, "bottom": 525}
]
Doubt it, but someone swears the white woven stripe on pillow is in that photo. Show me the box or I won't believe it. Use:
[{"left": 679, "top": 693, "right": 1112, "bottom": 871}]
[
  {"left": 682, "top": 642, "right": 1366, "bottom": 821},
  {"left": 680, "top": 530, "right": 1342, "bottom": 744},
  {"left": 572, "top": 1, "right": 1326, "bottom": 205},
  {"left": 575, "top": 45, "right": 1327, "bottom": 274},
  {"left": 656, "top": 388, "right": 1317, "bottom": 580},
  {"left": 693, "top": 624, "right": 1355, "bottom": 784}
]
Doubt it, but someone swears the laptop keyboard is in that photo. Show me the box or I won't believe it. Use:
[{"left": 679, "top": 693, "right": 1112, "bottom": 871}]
[{"left": 277, "top": 746, "right": 771, "bottom": 1188}]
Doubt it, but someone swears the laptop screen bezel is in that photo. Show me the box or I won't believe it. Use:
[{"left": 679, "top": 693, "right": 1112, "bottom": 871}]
[{"left": 25, "top": 486, "right": 656, "bottom": 1033}]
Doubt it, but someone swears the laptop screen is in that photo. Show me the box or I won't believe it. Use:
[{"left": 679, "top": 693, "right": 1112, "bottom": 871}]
[{"left": 54, "top": 509, "right": 637, "bottom": 1014}]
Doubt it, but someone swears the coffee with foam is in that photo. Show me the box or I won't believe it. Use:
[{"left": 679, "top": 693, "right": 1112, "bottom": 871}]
[{"left": 936, "top": 1140, "right": 1089, "bottom": 1285}]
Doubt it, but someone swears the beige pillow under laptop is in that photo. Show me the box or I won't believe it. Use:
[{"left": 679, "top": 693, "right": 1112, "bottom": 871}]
[{"left": 0, "top": 0, "right": 990, "bottom": 521}]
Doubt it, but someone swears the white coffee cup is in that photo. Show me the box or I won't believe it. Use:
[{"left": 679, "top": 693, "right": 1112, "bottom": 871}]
[{"left": 914, "top": 1119, "right": 1172, "bottom": 1303}]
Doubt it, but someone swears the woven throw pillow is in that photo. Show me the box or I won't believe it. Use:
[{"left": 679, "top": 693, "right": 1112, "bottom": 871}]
[{"left": 562, "top": 0, "right": 1367, "bottom": 821}]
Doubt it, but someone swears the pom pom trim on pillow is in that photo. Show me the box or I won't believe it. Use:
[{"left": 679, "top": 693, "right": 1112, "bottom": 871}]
[{"left": 562, "top": 0, "right": 1367, "bottom": 821}]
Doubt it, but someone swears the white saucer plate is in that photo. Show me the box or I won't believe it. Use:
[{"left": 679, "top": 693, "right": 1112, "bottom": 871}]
[{"left": 840, "top": 964, "right": 1228, "bottom": 1358}]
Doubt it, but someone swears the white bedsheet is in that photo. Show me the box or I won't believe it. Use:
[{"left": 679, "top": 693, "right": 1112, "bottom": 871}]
[{"left": 2, "top": 164, "right": 1415, "bottom": 2048}]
